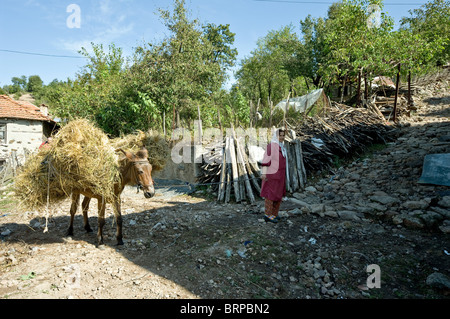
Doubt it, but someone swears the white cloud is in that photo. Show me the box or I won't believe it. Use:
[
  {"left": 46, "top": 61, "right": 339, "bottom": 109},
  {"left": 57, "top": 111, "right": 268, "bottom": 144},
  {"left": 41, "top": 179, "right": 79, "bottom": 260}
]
[
  {"left": 58, "top": 1, "right": 135, "bottom": 55},
  {"left": 60, "top": 23, "right": 134, "bottom": 53}
]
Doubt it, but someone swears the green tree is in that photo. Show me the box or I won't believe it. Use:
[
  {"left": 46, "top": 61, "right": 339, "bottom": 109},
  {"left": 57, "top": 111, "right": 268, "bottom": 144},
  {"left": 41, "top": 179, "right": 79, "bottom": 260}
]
[
  {"left": 48, "top": 43, "right": 128, "bottom": 134},
  {"left": 9, "top": 76, "right": 27, "bottom": 93},
  {"left": 45, "top": 0, "right": 237, "bottom": 135},
  {"left": 236, "top": 25, "right": 305, "bottom": 126},
  {"left": 131, "top": 0, "right": 237, "bottom": 130},
  {"left": 27, "top": 75, "right": 43, "bottom": 93},
  {"left": 299, "top": 15, "right": 329, "bottom": 88},
  {"left": 400, "top": 0, "right": 450, "bottom": 65},
  {"left": 320, "top": 1, "right": 393, "bottom": 92}
]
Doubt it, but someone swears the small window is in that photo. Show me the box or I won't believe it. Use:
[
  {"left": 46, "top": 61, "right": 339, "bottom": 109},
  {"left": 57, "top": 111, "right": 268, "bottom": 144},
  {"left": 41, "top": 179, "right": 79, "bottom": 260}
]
[{"left": 0, "top": 124, "right": 5, "bottom": 144}]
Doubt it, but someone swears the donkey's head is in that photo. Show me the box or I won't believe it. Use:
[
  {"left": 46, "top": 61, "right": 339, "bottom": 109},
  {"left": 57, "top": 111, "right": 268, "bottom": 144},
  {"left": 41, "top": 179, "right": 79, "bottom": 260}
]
[{"left": 119, "top": 147, "right": 155, "bottom": 198}]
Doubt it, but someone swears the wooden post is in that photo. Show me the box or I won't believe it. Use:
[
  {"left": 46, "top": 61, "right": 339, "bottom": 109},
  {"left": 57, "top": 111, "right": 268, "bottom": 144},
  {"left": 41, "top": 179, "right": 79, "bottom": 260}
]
[
  {"left": 242, "top": 144, "right": 261, "bottom": 194},
  {"left": 393, "top": 63, "right": 401, "bottom": 123},
  {"left": 228, "top": 134, "right": 240, "bottom": 202},
  {"left": 284, "top": 92, "right": 291, "bottom": 129},
  {"left": 407, "top": 70, "right": 412, "bottom": 109},
  {"left": 217, "top": 137, "right": 228, "bottom": 202},
  {"left": 163, "top": 110, "right": 166, "bottom": 137},
  {"left": 234, "top": 130, "right": 255, "bottom": 204},
  {"left": 225, "top": 159, "right": 232, "bottom": 203},
  {"left": 287, "top": 141, "right": 298, "bottom": 192},
  {"left": 284, "top": 141, "right": 291, "bottom": 193},
  {"left": 294, "top": 139, "right": 306, "bottom": 190},
  {"left": 322, "top": 90, "right": 330, "bottom": 115},
  {"left": 238, "top": 162, "right": 245, "bottom": 201}
]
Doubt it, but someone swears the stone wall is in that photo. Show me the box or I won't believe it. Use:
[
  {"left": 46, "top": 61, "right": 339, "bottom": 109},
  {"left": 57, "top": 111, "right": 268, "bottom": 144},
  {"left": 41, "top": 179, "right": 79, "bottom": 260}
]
[{"left": 152, "top": 145, "right": 197, "bottom": 184}]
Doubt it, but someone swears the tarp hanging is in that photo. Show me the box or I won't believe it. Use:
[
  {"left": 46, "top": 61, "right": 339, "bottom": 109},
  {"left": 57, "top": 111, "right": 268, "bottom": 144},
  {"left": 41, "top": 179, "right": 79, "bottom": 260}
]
[{"left": 275, "top": 89, "right": 324, "bottom": 113}]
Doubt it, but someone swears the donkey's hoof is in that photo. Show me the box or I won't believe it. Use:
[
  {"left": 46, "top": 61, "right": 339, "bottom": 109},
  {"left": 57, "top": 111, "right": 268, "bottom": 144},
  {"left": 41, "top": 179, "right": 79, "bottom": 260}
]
[
  {"left": 85, "top": 226, "right": 93, "bottom": 233},
  {"left": 97, "top": 238, "right": 105, "bottom": 247},
  {"left": 116, "top": 239, "right": 124, "bottom": 246}
]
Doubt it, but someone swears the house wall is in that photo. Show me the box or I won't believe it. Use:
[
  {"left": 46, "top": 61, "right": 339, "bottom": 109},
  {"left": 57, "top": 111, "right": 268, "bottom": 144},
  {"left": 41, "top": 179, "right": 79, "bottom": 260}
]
[{"left": 0, "top": 119, "right": 43, "bottom": 165}]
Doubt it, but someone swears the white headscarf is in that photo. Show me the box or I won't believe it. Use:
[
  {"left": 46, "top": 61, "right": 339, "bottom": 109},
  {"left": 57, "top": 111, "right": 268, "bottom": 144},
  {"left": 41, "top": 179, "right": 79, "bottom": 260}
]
[{"left": 271, "top": 128, "right": 287, "bottom": 158}]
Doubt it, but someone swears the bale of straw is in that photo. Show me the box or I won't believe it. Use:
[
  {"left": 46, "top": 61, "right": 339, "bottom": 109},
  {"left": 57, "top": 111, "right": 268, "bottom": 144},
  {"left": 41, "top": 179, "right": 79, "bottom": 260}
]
[
  {"left": 14, "top": 148, "right": 67, "bottom": 211},
  {"left": 111, "top": 130, "right": 169, "bottom": 172},
  {"left": 14, "top": 119, "right": 120, "bottom": 211}
]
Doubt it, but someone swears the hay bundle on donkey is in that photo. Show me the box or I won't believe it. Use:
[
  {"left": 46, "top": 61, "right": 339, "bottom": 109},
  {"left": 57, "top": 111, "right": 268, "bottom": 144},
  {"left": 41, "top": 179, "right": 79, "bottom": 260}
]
[
  {"left": 111, "top": 129, "right": 169, "bottom": 172},
  {"left": 14, "top": 119, "right": 120, "bottom": 211}
]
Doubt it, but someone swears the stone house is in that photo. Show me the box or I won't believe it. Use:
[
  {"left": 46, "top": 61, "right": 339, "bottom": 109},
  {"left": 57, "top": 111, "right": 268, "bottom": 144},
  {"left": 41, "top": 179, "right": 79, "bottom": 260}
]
[{"left": 0, "top": 95, "right": 57, "bottom": 167}]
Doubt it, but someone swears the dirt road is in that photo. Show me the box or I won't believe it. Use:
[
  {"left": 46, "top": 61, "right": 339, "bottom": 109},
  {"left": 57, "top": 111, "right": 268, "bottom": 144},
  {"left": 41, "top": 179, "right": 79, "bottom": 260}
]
[{"left": 1, "top": 81, "right": 449, "bottom": 300}]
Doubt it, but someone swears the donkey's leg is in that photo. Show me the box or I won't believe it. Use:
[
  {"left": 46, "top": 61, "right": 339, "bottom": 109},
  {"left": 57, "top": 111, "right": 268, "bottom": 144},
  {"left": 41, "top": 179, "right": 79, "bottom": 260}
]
[
  {"left": 113, "top": 197, "right": 124, "bottom": 246},
  {"left": 97, "top": 198, "right": 106, "bottom": 246},
  {"left": 67, "top": 192, "right": 80, "bottom": 236},
  {"left": 81, "top": 196, "right": 93, "bottom": 233}
]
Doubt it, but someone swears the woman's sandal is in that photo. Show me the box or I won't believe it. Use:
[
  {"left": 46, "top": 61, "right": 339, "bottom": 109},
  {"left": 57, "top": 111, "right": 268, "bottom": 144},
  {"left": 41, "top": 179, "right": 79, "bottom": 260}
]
[{"left": 264, "top": 215, "right": 278, "bottom": 223}]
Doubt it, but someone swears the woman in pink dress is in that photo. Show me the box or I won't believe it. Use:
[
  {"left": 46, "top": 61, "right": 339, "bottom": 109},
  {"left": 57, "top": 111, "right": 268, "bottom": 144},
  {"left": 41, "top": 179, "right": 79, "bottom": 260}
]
[{"left": 260, "top": 128, "right": 287, "bottom": 223}]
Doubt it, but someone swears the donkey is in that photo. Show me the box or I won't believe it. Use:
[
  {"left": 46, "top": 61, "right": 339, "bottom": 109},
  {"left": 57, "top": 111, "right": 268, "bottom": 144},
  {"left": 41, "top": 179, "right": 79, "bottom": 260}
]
[{"left": 66, "top": 147, "right": 155, "bottom": 246}]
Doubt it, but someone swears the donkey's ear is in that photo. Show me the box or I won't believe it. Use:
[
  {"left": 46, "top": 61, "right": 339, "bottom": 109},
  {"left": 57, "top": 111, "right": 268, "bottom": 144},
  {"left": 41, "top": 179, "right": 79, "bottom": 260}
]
[
  {"left": 115, "top": 148, "right": 134, "bottom": 160},
  {"left": 136, "top": 147, "right": 149, "bottom": 159}
]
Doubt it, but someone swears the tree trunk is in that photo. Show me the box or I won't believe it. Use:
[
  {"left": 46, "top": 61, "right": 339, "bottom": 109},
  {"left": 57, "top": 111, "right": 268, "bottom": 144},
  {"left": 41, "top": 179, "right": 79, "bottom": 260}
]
[
  {"left": 268, "top": 80, "right": 272, "bottom": 106},
  {"left": 249, "top": 100, "right": 253, "bottom": 128},
  {"left": 176, "top": 109, "right": 181, "bottom": 128},
  {"left": 172, "top": 105, "right": 176, "bottom": 131},
  {"left": 304, "top": 76, "right": 310, "bottom": 91},
  {"left": 357, "top": 69, "right": 362, "bottom": 107},
  {"left": 269, "top": 98, "right": 273, "bottom": 128},
  {"left": 163, "top": 110, "right": 166, "bottom": 136},
  {"left": 340, "top": 74, "right": 347, "bottom": 103},
  {"left": 217, "top": 108, "right": 223, "bottom": 133},
  {"left": 284, "top": 91, "right": 291, "bottom": 128},
  {"left": 364, "top": 72, "right": 368, "bottom": 101}
]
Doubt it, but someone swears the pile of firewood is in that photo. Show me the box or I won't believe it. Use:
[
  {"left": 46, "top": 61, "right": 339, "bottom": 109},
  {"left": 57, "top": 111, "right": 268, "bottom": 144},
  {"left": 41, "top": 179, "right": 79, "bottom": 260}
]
[
  {"left": 292, "top": 104, "right": 394, "bottom": 175},
  {"left": 197, "top": 128, "right": 263, "bottom": 204},
  {"left": 196, "top": 104, "right": 394, "bottom": 203},
  {"left": 370, "top": 93, "right": 412, "bottom": 120}
]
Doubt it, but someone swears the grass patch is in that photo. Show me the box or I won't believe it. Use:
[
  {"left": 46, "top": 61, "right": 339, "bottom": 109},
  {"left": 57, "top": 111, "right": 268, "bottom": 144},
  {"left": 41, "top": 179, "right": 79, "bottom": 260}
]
[{"left": 0, "top": 182, "right": 17, "bottom": 212}]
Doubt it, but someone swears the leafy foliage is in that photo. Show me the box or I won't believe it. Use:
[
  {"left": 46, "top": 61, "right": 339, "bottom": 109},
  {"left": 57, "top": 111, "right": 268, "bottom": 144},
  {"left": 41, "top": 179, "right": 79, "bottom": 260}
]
[
  {"left": 2, "top": 0, "right": 447, "bottom": 132},
  {"left": 236, "top": 0, "right": 448, "bottom": 116}
]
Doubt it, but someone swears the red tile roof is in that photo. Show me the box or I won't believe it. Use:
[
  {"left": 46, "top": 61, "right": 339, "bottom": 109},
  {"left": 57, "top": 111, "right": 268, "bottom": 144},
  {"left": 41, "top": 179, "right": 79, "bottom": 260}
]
[{"left": 0, "top": 95, "right": 53, "bottom": 122}]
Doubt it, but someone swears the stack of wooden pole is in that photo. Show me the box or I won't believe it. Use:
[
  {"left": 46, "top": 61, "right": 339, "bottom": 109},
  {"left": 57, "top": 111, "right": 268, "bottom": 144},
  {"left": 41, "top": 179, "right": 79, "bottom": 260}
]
[
  {"left": 216, "top": 128, "right": 262, "bottom": 204},
  {"left": 197, "top": 128, "right": 308, "bottom": 204},
  {"left": 284, "top": 130, "right": 307, "bottom": 194}
]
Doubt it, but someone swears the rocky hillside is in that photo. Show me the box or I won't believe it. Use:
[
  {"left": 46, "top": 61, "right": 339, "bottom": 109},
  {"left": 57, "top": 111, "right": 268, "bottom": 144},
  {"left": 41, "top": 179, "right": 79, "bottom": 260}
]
[{"left": 296, "top": 71, "right": 450, "bottom": 233}]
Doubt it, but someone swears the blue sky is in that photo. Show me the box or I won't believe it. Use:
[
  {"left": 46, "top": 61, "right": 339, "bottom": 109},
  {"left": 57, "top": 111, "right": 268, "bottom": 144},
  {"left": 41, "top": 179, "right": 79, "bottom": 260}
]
[{"left": 0, "top": 0, "right": 427, "bottom": 89}]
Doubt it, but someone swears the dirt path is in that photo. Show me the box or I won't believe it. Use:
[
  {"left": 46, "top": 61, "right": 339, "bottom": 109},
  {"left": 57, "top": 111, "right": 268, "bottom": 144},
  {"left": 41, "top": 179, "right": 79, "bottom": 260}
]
[{"left": 1, "top": 82, "right": 449, "bottom": 300}]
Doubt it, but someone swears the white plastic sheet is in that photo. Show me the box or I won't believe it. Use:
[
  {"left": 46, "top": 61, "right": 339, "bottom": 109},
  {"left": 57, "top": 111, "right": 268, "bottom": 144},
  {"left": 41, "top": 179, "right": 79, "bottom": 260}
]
[{"left": 275, "top": 89, "right": 324, "bottom": 113}]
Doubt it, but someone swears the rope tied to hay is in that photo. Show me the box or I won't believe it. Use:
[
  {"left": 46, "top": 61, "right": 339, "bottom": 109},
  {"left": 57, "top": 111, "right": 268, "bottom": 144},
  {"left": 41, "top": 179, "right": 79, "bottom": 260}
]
[{"left": 43, "top": 157, "right": 51, "bottom": 233}]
